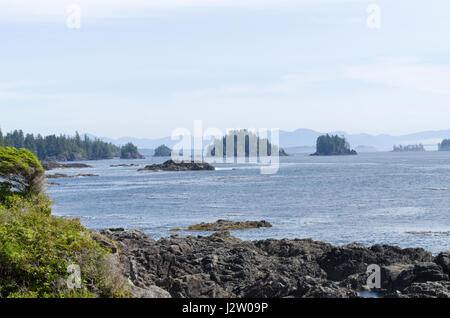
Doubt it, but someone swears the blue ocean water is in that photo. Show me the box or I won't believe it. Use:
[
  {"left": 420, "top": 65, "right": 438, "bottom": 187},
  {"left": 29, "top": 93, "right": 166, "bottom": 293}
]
[{"left": 47, "top": 152, "right": 450, "bottom": 254}]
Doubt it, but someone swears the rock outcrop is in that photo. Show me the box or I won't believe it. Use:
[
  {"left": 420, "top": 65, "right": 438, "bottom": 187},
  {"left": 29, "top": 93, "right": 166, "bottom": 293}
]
[
  {"left": 138, "top": 160, "right": 215, "bottom": 172},
  {"left": 110, "top": 164, "right": 140, "bottom": 167},
  {"left": 171, "top": 220, "right": 272, "bottom": 232},
  {"left": 41, "top": 161, "right": 92, "bottom": 171},
  {"left": 46, "top": 173, "right": 99, "bottom": 179},
  {"left": 91, "top": 229, "right": 449, "bottom": 298}
]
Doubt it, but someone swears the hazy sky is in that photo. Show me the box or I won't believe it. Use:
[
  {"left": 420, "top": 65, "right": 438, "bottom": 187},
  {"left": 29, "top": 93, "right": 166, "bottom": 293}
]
[{"left": 1, "top": 0, "right": 450, "bottom": 138}]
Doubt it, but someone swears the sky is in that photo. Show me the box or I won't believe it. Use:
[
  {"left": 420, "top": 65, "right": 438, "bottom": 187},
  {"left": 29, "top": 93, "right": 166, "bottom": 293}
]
[{"left": 1, "top": 0, "right": 450, "bottom": 139}]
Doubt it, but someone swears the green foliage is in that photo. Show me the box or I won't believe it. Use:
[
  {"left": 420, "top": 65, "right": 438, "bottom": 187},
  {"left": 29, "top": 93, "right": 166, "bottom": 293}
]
[
  {"left": 0, "top": 147, "right": 45, "bottom": 197},
  {"left": 438, "top": 139, "right": 450, "bottom": 151},
  {"left": 153, "top": 144, "right": 172, "bottom": 157},
  {"left": 120, "top": 142, "right": 143, "bottom": 159},
  {"left": 0, "top": 193, "right": 129, "bottom": 298},
  {"left": 1, "top": 129, "right": 120, "bottom": 161},
  {"left": 0, "top": 145, "right": 129, "bottom": 298},
  {"left": 313, "top": 134, "right": 357, "bottom": 156},
  {"left": 0, "top": 129, "right": 5, "bottom": 147}
]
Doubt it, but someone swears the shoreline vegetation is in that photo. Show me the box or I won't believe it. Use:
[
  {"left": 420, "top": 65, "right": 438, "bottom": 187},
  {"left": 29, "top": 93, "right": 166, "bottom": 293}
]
[{"left": 0, "top": 129, "right": 142, "bottom": 162}]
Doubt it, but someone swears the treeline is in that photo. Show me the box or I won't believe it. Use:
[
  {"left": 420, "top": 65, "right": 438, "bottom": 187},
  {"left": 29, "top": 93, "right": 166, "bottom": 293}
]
[
  {"left": 393, "top": 144, "right": 425, "bottom": 152},
  {"left": 0, "top": 129, "right": 121, "bottom": 161},
  {"left": 438, "top": 139, "right": 450, "bottom": 151}
]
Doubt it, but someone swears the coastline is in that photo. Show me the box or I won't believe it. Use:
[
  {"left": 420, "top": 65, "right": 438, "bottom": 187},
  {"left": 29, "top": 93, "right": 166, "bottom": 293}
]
[{"left": 91, "top": 228, "right": 450, "bottom": 298}]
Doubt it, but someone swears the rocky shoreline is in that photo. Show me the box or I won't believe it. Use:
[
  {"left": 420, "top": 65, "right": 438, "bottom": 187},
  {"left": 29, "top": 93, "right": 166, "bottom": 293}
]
[{"left": 91, "top": 229, "right": 449, "bottom": 298}]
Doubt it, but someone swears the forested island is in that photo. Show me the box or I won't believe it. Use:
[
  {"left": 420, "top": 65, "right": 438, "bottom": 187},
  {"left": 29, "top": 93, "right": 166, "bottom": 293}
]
[
  {"left": 393, "top": 144, "right": 425, "bottom": 152},
  {"left": 120, "top": 142, "right": 144, "bottom": 159},
  {"left": 153, "top": 144, "right": 172, "bottom": 157},
  {"left": 311, "top": 134, "right": 357, "bottom": 156},
  {"left": 206, "top": 129, "right": 288, "bottom": 157},
  {"left": 438, "top": 139, "right": 450, "bottom": 151},
  {"left": 0, "top": 129, "right": 141, "bottom": 161}
]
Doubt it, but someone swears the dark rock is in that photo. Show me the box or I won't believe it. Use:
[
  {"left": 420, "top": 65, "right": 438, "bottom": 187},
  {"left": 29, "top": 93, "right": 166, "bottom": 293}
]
[
  {"left": 41, "top": 161, "right": 92, "bottom": 171},
  {"left": 435, "top": 251, "right": 450, "bottom": 275},
  {"left": 386, "top": 282, "right": 450, "bottom": 298},
  {"left": 91, "top": 229, "right": 447, "bottom": 298},
  {"left": 296, "top": 276, "right": 360, "bottom": 298},
  {"left": 382, "top": 262, "right": 448, "bottom": 291},
  {"left": 138, "top": 160, "right": 215, "bottom": 172},
  {"left": 381, "top": 264, "right": 414, "bottom": 290},
  {"left": 278, "top": 148, "right": 289, "bottom": 156},
  {"left": 319, "top": 243, "right": 432, "bottom": 281},
  {"left": 46, "top": 173, "right": 99, "bottom": 179},
  {"left": 178, "top": 220, "right": 272, "bottom": 232},
  {"left": 110, "top": 164, "right": 140, "bottom": 167}
]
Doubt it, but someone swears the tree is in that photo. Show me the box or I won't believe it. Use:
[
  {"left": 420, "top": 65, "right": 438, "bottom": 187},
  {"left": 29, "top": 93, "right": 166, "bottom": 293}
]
[
  {"left": 438, "top": 139, "right": 450, "bottom": 151},
  {"left": 0, "top": 129, "right": 4, "bottom": 147},
  {"left": 0, "top": 147, "right": 46, "bottom": 196},
  {"left": 1, "top": 129, "right": 120, "bottom": 161}
]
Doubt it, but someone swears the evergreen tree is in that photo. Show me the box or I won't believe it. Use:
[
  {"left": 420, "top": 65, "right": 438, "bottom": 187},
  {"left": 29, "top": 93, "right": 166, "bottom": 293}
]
[{"left": 1, "top": 130, "right": 121, "bottom": 161}]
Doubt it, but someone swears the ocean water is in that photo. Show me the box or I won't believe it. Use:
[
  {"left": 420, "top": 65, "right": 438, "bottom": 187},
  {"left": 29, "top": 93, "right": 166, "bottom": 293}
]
[{"left": 47, "top": 152, "right": 450, "bottom": 254}]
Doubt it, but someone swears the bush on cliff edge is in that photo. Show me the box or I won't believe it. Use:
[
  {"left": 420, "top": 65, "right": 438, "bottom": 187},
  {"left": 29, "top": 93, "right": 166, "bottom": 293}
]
[{"left": 0, "top": 146, "right": 129, "bottom": 298}]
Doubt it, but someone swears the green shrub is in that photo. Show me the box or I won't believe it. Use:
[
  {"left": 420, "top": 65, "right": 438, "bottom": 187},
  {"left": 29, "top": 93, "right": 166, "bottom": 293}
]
[
  {"left": 0, "top": 147, "right": 45, "bottom": 197},
  {"left": 0, "top": 193, "right": 130, "bottom": 298},
  {"left": 0, "top": 146, "right": 130, "bottom": 298}
]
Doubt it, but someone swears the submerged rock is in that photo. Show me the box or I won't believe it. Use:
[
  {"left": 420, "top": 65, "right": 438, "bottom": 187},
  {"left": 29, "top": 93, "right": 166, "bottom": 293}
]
[
  {"left": 138, "top": 160, "right": 215, "bottom": 172},
  {"left": 92, "top": 229, "right": 449, "bottom": 298}
]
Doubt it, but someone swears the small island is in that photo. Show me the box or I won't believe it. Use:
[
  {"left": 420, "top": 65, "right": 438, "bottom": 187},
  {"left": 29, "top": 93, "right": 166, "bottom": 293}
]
[
  {"left": 46, "top": 173, "right": 99, "bottom": 179},
  {"left": 138, "top": 160, "right": 215, "bottom": 172},
  {"left": 153, "top": 144, "right": 172, "bottom": 157},
  {"left": 170, "top": 219, "right": 272, "bottom": 232},
  {"left": 438, "top": 139, "right": 450, "bottom": 151},
  {"left": 279, "top": 148, "right": 289, "bottom": 156},
  {"left": 207, "top": 129, "right": 284, "bottom": 157},
  {"left": 393, "top": 144, "right": 425, "bottom": 152},
  {"left": 41, "top": 161, "right": 92, "bottom": 171},
  {"left": 120, "top": 142, "right": 144, "bottom": 159},
  {"left": 310, "top": 134, "right": 357, "bottom": 156}
]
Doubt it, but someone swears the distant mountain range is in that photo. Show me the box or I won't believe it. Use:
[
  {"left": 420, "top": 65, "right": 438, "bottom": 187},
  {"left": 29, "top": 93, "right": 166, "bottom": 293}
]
[{"left": 88, "top": 129, "right": 450, "bottom": 153}]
